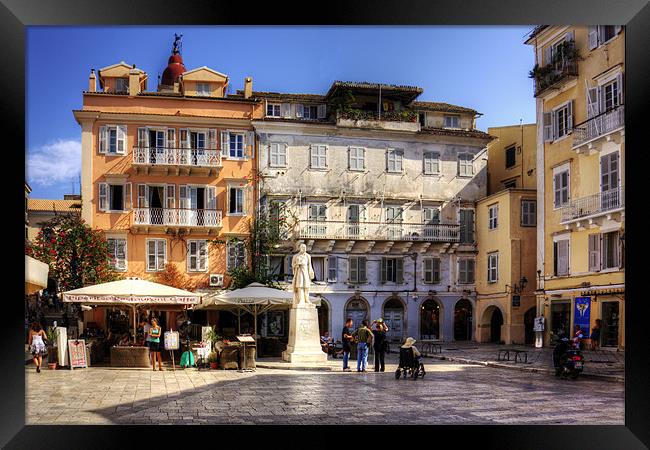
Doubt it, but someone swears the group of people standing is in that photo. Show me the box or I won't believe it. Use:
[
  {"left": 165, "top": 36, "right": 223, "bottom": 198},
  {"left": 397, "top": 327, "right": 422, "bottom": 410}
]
[{"left": 341, "top": 318, "right": 390, "bottom": 372}]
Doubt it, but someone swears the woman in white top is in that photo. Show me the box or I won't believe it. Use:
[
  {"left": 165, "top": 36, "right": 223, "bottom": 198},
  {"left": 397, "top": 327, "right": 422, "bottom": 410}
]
[{"left": 28, "top": 322, "right": 47, "bottom": 373}]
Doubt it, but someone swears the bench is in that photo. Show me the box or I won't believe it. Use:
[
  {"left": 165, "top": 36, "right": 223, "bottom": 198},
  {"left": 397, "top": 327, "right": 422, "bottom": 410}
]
[
  {"left": 420, "top": 340, "right": 442, "bottom": 356},
  {"left": 497, "top": 348, "right": 528, "bottom": 363}
]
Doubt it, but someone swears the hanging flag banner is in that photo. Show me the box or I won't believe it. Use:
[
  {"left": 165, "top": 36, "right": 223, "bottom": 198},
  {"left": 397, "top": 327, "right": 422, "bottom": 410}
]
[{"left": 574, "top": 297, "right": 591, "bottom": 339}]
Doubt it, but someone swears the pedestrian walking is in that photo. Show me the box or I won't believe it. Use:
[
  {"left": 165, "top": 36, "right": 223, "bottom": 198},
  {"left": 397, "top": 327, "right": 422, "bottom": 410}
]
[
  {"left": 28, "top": 322, "right": 47, "bottom": 373},
  {"left": 341, "top": 318, "right": 354, "bottom": 372},
  {"left": 149, "top": 318, "right": 164, "bottom": 371},
  {"left": 590, "top": 319, "right": 602, "bottom": 350},
  {"left": 352, "top": 320, "right": 373, "bottom": 372},
  {"left": 372, "top": 319, "right": 389, "bottom": 372}
]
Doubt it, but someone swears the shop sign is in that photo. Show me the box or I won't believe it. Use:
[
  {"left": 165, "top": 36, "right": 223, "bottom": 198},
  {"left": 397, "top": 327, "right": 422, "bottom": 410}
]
[
  {"left": 574, "top": 297, "right": 591, "bottom": 338},
  {"left": 512, "top": 295, "right": 520, "bottom": 307},
  {"left": 164, "top": 331, "right": 179, "bottom": 350},
  {"left": 64, "top": 294, "right": 199, "bottom": 304},
  {"left": 68, "top": 339, "right": 88, "bottom": 369}
]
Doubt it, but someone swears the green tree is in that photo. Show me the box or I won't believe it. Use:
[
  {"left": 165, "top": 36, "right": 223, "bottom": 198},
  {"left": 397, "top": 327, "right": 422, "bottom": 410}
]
[{"left": 26, "top": 213, "right": 122, "bottom": 291}]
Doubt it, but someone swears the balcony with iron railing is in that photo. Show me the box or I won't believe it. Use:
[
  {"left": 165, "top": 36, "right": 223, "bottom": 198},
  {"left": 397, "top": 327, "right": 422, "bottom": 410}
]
[
  {"left": 336, "top": 110, "right": 421, "bottom": 132},
  {"left": 530, "top": 43, "right": 579, "bottom": 97},
  {"left": 559, "top": 187, "right": 624, "bottom": 224},
  {"left": 133, "top": 208, "right": 223, "bottom": 228},
  {"left": 298, "top": 220, "right": 460, "bottom": 242},
  {"left": 132, "top": 146, "right": 222, "bottom": 169},
  {"left": 572, "top": 105, "right": 624, "bottom": 150}
]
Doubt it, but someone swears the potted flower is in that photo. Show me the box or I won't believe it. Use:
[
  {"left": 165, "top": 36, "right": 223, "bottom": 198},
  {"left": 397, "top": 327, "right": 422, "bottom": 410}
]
[
  {"left": 208, "top": 351, "right": 218, "bottom": 369},
  {"left": 45, "top": 327, "right": 58, "bottom": 370}
]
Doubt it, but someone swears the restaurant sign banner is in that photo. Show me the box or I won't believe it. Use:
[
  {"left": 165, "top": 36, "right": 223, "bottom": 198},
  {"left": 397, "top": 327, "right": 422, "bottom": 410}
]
[
  {"left": 63, "top": 295, "right": 199, "bottom": 304},
  {"left": 68, "top": 339, "right": 88, "bottom": 369}
]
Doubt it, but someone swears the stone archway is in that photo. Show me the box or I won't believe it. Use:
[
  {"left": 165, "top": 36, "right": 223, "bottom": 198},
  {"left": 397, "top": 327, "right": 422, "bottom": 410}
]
[
  {"left": 478, "top": 304, "right": 505, "bottom": 343},
  {"left": 454, "top": 298, "right": 473, "bottom": 341},
  {"left": 382, "top": 296, "right": 406, "bottom": 342},
  {"left": 420, "top": 297, "right": 442, "bottom": 340},
  {"left": 344, "top": 297, "right": 370, "bottom": 331},
  {"left": 317, "top": 297, "right": 331, "bottom": 336}
]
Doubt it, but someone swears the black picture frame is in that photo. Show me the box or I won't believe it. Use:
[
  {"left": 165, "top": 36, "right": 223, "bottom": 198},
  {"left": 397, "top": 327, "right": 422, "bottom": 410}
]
[{"left": 5, "top": 0, "right": 649, "bottom": 448}]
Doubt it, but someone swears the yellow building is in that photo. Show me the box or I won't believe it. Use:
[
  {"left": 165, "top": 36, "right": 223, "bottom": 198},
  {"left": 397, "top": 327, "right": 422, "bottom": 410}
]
[
  {"left": 26, "top": 197, "right": 82, "bottom": 241},
  {"left": 475, "top": 124, "right": 537, "bottom": 344},
  {"left": 526, "top": 26, "right": 624, "bottom": 349}
]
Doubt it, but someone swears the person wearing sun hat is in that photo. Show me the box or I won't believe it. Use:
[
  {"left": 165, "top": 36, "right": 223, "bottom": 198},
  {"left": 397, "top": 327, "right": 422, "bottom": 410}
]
[{"left": 401, "top": 337, "right": 422, "bottom": 359}]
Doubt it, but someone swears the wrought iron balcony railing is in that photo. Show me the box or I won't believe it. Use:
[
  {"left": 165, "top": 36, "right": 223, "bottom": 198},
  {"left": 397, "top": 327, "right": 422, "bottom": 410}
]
[
  {"left": 298, "top": 220, "right": 460, "bottom": 242},
  {"left": 132, "top": 147, "right": 222, "bottom": 167},
  {"left": 560, "top": 187, "right": 624, "bottom": 223},
  {"left": 133, "top": 208, "right": 223, "bottom": 227},
  {"left": 572, "top": 105, "right": 624, "bottom": 148}
]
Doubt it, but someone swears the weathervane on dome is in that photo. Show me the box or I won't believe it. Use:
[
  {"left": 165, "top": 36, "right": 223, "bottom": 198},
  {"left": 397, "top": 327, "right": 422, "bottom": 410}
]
[{"left": 173, "top": 33, "right": 183, "bottom": 54}]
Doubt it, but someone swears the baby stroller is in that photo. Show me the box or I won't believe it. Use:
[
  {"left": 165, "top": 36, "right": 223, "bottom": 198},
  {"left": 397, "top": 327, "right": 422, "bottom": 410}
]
[{"left": 395, "top": 347, "right": 426, "bottom": 380}]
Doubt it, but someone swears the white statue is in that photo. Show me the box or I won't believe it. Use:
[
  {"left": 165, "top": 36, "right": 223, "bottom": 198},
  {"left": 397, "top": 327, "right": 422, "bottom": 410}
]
[{"left": 291, "top": 243, "right": 314, "bottom": 306}]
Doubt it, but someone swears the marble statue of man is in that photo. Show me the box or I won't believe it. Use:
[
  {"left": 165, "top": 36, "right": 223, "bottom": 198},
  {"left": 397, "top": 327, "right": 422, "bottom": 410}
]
[{"left": 291, "top": 243, "right": 314, "bottom": 305}]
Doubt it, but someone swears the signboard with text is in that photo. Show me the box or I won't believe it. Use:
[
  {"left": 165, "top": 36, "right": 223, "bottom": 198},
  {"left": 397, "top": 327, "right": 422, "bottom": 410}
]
[
  {"left": 574, "top": 297, "right": 591, "bottom": 339},
  {"left": 164, "top": 331, "right": 179, "bottom": 350},
  {"left": 68, "top": 339, "right": 88, "bottom": 369}
]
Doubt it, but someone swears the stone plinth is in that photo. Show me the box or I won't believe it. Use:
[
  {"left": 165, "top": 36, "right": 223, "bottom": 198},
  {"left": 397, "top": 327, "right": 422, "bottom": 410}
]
[{"left": 282, "top": 303, "right": 328, "bottom": 363}]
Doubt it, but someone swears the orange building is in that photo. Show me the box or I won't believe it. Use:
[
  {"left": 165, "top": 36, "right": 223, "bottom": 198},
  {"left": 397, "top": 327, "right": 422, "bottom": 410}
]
[{"left": 73, "top": 37, "right": 263, "bottom": 312}]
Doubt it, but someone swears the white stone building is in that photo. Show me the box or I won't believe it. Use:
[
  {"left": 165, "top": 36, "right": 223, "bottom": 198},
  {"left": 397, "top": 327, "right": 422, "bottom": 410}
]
[{"left": 241, "top": 81, "right": 494, "bottom": 343}]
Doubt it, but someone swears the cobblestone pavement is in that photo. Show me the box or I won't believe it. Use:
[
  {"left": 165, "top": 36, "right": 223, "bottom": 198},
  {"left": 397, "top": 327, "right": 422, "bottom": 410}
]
[
  {"left": 415, "top": 342, "right": 625, "bottom": 379},
  {"left": 26, "top": 357, "right": 624, "bottom": 425}
]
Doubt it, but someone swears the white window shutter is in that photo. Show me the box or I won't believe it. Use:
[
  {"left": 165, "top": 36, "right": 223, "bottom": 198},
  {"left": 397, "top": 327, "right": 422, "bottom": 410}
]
[
  {"left": 167, "top": 128, "right": 176, "bottom": 149},
  {"left": 317, "top": 104, "right": 326, "bottom": 119},
  {"left": 98, "top": 183, "right": 108, "bottom": 211},
  {"left": 137, "top": 127, "right": 148, "bottom": 148},
  {"left": 137, "top": 184, "right": 147, "bottom": 208},
  {"left": 567, "top": 100, "right": 573, "bottom": 131},
  {"left": 551, "top": 110, "right": 557, "bottom": 141},
  {"left": 587, "top": 87, "right": 598, "bottom": 118},
  {"left": 207, "top": 186, "right": 216, "bottom": 210},
  {"left": 221, "top": 131, "right": 229, "bottom": 157},
  {"left": 117, "top": 125, "right": 127, "bottom": 154},
  {"left": 125, "top": 182, "right": 132, "bottom": 210},
  {"left": 166, "top": 184, "right": 175, "bottom": 209},
  {"left": 99, "top": 126, "right": 107, "bottom": 153},
  {"left": 208, "top": 129, "right": 217, "bottom": 150},
  {"left": 616, "top": 73, "right": 623, "bottom": 106},
  {"left": 281, "top": 103, "right": 291, "bottom": 118},
  {"left": 295, "top": 104, "right": 304, "bottom": 118},
  {"left": 614, "top": 25, "right": 622, "bottom": 35},
  {"left": 246, "top": 131, "right": 255, "bottom": 159},
  {"left": 179, "top": 185, "right": 189, "bottom": 209},
  {"left": 588, "top": 26, "right": 598, "bottom": 50},
  {"left": 359, "top": 257, "right": 367, "bottom": 282},
  {"left": 544, "top": 46, "right": 552, "bottom": 65}
]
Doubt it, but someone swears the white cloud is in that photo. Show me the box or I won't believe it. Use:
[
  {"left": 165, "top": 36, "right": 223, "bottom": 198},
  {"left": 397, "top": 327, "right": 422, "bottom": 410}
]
[{"left": 27, "top": 139, "right": 81, "bottom": 187}]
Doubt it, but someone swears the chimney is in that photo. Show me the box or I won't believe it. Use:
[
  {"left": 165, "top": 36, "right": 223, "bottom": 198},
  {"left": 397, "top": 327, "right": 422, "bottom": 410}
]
[
  {"left": 244, "top": 76, "right": 253, "bottom": 99},
  {"left": 88, "top": 69, "right": 96, "bottom": 92},
  {"left": 128, "top": 64, "right": 141, "bottom": 96}
]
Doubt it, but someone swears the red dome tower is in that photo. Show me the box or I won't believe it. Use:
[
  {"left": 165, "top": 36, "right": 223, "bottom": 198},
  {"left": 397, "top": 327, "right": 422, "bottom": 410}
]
[{"left": 159, "top": 34, "right": 186, "bottom": 90}]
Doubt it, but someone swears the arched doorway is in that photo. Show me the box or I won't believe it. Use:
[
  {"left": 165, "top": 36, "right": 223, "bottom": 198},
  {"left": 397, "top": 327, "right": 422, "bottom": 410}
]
[
  {"left": 383, "top": 297, "right": 405, "bottom": 342},
  {"left": 345, "top": 297, "right": 369, "bottom": 331},
  {"left": 524, "top": 307, "right": 536, "bottom": 345},
  {"left": 317, "top": 299, "right": 330, "bottom": 336},
  {"left": 420, "top": 297, "right": 441, "bottom": 340},
  {"left": 454, "top": 299, "right": 473, "bottom": 341},
  {"left": 489, "top": 308, "right": 504, "bottom": 343}
]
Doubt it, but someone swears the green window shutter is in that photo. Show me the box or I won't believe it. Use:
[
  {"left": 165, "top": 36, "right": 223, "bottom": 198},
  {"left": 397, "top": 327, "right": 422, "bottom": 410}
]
[
  {"left": 381, "top": 258, "right": 387, "bottom": 283},
  {"left": 359, "top": 257, "right": 367, "bottom": 282},
  {"left": 396, "top": 258, "right": 404, "bottom": 283},
  {"left": 349, "top": 257, "right": 358, "bottom": 283}
]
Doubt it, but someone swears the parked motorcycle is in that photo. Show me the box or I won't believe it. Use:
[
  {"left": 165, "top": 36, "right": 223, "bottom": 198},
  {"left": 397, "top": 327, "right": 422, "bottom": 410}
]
[{"left": 553, "top": 337, "right": 584, "bottom": 379}]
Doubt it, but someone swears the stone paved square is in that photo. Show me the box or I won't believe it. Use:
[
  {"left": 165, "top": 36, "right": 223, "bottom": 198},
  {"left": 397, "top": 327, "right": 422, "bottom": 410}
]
[{"left": 25, "top": 357, "right": 624, "bottom": 425}]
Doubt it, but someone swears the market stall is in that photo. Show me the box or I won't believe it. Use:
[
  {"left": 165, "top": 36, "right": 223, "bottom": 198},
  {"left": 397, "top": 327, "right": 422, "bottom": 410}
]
[{"left": 62, "top": 278, "right": 202, "bottom": 367}]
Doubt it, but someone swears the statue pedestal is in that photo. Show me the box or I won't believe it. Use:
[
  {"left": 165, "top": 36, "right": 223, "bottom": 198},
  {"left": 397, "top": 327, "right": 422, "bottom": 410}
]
[{"left": 282, "top": 302, "right": 328, "bottom": 364}]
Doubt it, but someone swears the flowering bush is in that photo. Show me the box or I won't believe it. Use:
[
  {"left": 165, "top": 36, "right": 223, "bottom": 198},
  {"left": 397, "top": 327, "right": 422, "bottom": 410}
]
[{"left": 26, "top": 213, "right": 122, "bottom": 291}]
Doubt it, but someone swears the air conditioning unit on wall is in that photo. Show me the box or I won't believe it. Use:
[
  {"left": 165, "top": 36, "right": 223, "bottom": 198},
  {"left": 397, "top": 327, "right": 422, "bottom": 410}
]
[{"left": 209, "top": 274, "right": 224, "bottom": 287}]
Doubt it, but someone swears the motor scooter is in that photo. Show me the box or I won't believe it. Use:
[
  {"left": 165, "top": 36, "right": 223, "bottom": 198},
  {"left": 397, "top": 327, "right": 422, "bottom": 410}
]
[{"left": 553, "top": 337, "right": 584, "bottom": 379}]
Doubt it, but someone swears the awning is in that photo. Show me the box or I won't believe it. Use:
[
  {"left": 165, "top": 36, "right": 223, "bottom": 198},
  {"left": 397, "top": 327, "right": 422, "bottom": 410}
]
[
  {"left": 25, "top": 255, "right": 49, "bottom": 295},
  {"left": 545, "top": 284, "right": 625, "bottom": 296}
]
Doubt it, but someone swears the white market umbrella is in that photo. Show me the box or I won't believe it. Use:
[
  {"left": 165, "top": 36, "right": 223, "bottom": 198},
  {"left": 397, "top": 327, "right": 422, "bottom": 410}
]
[
  {"left": 195, "top": 282, "right": 321, "bottom": 345},
  {"left": 63, "top": 278, "right": 202, "bottom": 343},
  {"left": 25, "top": 255, "right": 49, "bottom": 295}
]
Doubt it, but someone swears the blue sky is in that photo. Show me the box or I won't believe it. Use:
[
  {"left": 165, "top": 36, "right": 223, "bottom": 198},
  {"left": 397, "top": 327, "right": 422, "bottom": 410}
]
[{"left": 26, "top": 26, "right": 536, "bottom": 199}]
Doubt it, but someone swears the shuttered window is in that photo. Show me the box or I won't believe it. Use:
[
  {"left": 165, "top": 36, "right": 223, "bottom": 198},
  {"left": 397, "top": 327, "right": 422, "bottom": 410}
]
[
  {"left": 229, "top": 133, "right": 244, "bottom": 158},
  {"left": 349, "top": 256, "right": 367, "bottom": 283},
  {"left": 601, "top": 231, "right": 620, "bottom": 269},
  {"left": 187, "top": 240, "right": 208, "bottom": 272},
  {"left": 107, "top": 238, "right": 127, "bottom": 271},
  {"left": 146, "top": 239, "right": 166, "bottom": 272},
  {"left": 228, "top": 187, "right": 244, "bottom": 214},
  {"left": 266, "top": 103, "right": 281, "bottom": 117},
  {"left": 423, "top": 258, "right": 441, "bottom": 284},
  {"left": 310, "top": 145, "right": 327, "bottom": 169},
  {"left": 381, "top": 258, "right": 404, "bottom": 283},
  {"left": 349, "top": 147, "right": 365, "bottom": 171},
  {"left": 459, "top": 209, "right": 475, "bottom": 244},
  {"left": 487, "top": 253, "right": 499, "bottom": 283},
  {"left": 386, "top": 149, "right": 403, "bottom": 173},
  {"left": 521, "top": 200, "right": 536, "bottom": 226},
  {"left": 269, "top": 143, "right": 287, "bottom": 167},
  {"left": 554, "top": 239, "right": 570, "bottom": 276},
  {"left": 458, "top": 259, "right": 475, "bottom": 284},
  {"left": 553, "top": 169, "right": 570, "bottom": 208},
  {"left": 423, "top": 151, "right": 440, "bottom": 175},
  {"left": 227, "top": 240, "right": 246, "bottom": 270},
  {"left": 488, "top": 204, "right": 498, "bottom": 230},
  {"left": 327, "top": 256, "right": 338, "bottom": 282},
  {"left": 458, "top": 153, "right": 474, "bottom": 177},
  {"left": 588, "top": 233, "right": 601, "bottom": 272},
  {"left": 99, "top": 125, "right": 127, "bottom": 154},
  {"left": 505, "top": 145, "right": 516, "bottom": 168}
]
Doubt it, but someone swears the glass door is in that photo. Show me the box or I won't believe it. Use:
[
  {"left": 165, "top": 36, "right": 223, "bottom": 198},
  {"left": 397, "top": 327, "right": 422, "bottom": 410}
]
[{"left": 601, "top": 301, "right": 620, "bottom": 347}]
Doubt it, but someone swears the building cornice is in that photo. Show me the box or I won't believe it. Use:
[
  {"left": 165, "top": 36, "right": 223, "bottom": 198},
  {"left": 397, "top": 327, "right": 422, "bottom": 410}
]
[{"left": 73, "top": 109, "right": 253, "bottom": 128}]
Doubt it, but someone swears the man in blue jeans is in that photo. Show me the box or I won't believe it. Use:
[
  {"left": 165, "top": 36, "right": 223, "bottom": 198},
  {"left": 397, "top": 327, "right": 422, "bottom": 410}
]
[
  {"left": 341, "top": 318, "right": 354, "bottom": 372},
  {"left": 352, "top": 320, "right": 373, "bottom": 372}
]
